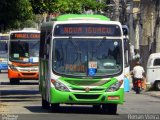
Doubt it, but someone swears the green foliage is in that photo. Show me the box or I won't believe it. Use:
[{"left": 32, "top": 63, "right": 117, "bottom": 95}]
[
  {"left": 0, "top": 0, "right": 33, "bottom": 32},
  {"left": 0, "top": 0, "right": 108, "bottom": 32},
  {"left": 30, "top": 0, "right": 49, "bottom": 14},
  {"left": 30, "top": 0, "right": 107, "bottom": 14},
  {"left": 51, "top": 0, "right": 83, "bottom": 14}
]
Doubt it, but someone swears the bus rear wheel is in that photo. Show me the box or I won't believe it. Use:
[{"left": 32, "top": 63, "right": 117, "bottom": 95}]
[
  {"left": 10, "top": 78, "right": 20, "bottom": 85},
  {"left": 102, "top": 103, "right": 117, "bottom": 115}
]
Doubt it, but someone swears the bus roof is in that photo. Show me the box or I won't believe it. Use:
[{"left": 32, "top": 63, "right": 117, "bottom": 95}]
[
  {"left": 10, "top": 29, "right": 40, "bottom": 34},
  {"left": 53, "top": 14, "right": 110, "bottom": 21},
  {"left": 10, "top": 30, "right": 40, "bottom": 34}
]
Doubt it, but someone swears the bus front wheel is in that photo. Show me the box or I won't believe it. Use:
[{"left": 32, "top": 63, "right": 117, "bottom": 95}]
[
  {"left": 102, "top": 103, "right": 117, "bottom": 114},
  {"left": 51, "top": 103, "right": 60, "bottom": 112},
  {"left": 10, "top": 78, "right": 20, "bottom": 85},
  {"left": 92, "top": 105, "right": 101, "bottom": 110},
  {"left": 42, "top": 97, "right": 50, "bottom": 109}
]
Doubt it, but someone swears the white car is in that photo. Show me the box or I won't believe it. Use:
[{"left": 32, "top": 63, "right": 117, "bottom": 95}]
[{"left": 147, "top": 53, "right": 160, "bottom": 90}]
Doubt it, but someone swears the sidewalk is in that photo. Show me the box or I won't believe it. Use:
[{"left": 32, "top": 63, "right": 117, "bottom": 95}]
[
  {"left": 128, "top": 82, "right": 160, "bottom": 98},
  {"left": 142, "top": 90, "right": 160, "bottom": 98}
]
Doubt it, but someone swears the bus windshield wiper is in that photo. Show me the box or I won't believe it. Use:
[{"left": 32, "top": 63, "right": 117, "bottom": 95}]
[
  {"left": 68, "top": 36, "right": 82, "bottom": 63},
  {"left": 96, "top": 37, "right": 106, "bottom": 51}
]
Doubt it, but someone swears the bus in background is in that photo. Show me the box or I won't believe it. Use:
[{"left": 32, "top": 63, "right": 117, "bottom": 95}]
[
  {"left": 0, "top": 33, "right": 9, "bottom": 73},
  {"left": 122, "top": 25, "right": 131, "bottom": 92},
  {"left": 122, "top": 25, "right": 130, "bottom": 75},
  {"left": 39, "top": 14, "right": 124, "bottom": 114},
  {"left": 8, "top": 28, "right": 40, "bottom": 84}
]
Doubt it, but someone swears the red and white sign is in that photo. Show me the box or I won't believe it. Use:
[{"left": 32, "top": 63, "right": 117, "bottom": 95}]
[{"left": 89, "top": 61, "right": 97, "bottom": 69}]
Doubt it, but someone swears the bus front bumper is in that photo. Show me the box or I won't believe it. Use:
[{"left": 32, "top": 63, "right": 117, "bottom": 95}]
[
  {"left": 8, "top": 69, "right": 39, "bottom": 80},
  {"left": 50, "top": 88, "right": 124, "bottom": 104}
]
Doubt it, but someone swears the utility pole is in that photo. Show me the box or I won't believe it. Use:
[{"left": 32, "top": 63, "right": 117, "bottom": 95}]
[
  {"left": 156, "top": 0, "right": 160, "bottom": 52},
  {"left": 129, "top": 0, "right": 134, "bottom": 46}
]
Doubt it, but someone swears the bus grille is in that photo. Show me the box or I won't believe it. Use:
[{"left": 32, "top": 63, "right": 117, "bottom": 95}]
[
  {"left": 74, "top": 94, "right": 100, "bottom": 99},
  {"left": 71, "top": 88, "right": 104, "bottom": 92},
  {"left": 19, "top": 69, "right": 37, "bottom": 72},
  {"left": 21, "top": 73, "right": 36, "bottom": 76}
]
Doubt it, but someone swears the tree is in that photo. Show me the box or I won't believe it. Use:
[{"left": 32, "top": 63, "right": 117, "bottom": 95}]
[
  {"left": 30, "top": 0, "right": 49, "bottom": 14},
  {"left": 51, "top": 0, "right": 83, "bottom": 14},
  {"left": 30, "top": 0, "right": 107, "bottom": 14},
  {"left": 0, "top": 0, "right": 33, "bottom": 32},
  {"left": 0, "top": 0, "right": 108, "bottom": 32},
  {"left": 81, "top": 0, "right": 106, "bottom": 13}
]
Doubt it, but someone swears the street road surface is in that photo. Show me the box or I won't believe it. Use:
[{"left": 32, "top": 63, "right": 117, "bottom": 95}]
[{"left": 0, "top": 73, "right": 160, "bottom": 120}]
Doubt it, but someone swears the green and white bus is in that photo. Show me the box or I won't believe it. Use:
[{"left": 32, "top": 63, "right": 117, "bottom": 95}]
[{"left": 39, "top": 14, "right": 125, "bottom": 114}]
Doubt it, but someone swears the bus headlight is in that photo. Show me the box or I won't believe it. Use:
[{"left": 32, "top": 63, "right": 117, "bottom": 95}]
[
  {"left": 106, "top": 80, "right": 123, "bottom": 92},
  {"left": 51, "top": 79, "right": 69, "bottom": 92},
  {"left": 9, "top": 64, "right": 18, "bottom": 71}
]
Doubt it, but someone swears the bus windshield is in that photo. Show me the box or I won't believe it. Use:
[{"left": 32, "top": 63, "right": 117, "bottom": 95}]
[
  {"left": 9, "top": 39, "right": 39, "bottom": 63},
  {"left": 0, "top": 41, "right": 8, "bottom": 59},
  {"left": 52, "top": 38, "right": 122, "bottom": 77}
]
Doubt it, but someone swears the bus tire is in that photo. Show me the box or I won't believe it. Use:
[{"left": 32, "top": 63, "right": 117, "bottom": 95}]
[
  {"left": 155, "top": 81, "right": 160, "bottom": 91},
  {"left": 42, "top": 97, "right": 50, "bottom": 109},
  {"left": 51, "top": 103, "right": 59, "bottom": 112},
  {"left": 10, "top": 78, "right": 20, "bottom": 85},
  {"left": 102, "top": 103, "right": 117, "bottom": 115},
  {"left": 92, "top": 105, "right": 101, "bottom": 110}
]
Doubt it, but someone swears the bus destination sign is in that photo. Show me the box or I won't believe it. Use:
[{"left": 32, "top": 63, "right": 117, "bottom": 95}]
[
  {"left": 11, "top": 33, "right": 40, "bottom": 39},
  {"left": 0, "top": 36, "right": 9, "bottom": 40},
  {"left": 54, "top": 24, "right": 121, "bottom": 36}
]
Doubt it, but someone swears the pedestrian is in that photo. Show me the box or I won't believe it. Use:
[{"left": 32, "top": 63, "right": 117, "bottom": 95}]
[{"left": 131, "top": 61, "right": 146, "bottom": 93}]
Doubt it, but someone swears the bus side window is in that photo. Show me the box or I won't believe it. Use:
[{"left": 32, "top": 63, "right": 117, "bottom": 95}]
[
  {"left": 5, "top": 42, "right": 8, "bottom": 51},
  {"left": 40, "top": 30, "right": 46, "bottom": 59},
  {"left": 124, "top": 38, "right": 130, "bottom": 67},
  {"left": 45, "top": 31, "right": 51, "bottom": 59}
]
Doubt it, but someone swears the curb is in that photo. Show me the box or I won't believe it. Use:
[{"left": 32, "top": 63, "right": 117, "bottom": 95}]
[{"left": 142, "top": 91, "right": 160, "bottom": 99}]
